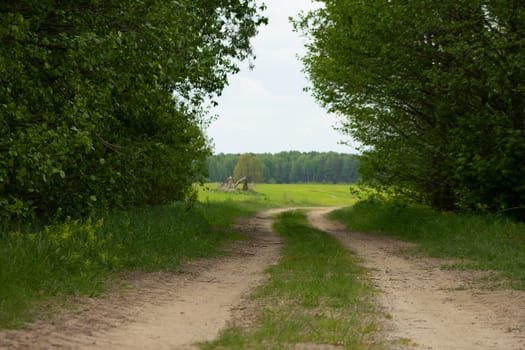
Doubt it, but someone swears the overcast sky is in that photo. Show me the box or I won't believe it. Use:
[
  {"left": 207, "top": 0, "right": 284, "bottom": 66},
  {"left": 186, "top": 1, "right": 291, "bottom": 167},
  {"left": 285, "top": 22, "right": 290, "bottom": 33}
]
[{"left": 205, "top": 0, "right": 358, "bottom": 155}]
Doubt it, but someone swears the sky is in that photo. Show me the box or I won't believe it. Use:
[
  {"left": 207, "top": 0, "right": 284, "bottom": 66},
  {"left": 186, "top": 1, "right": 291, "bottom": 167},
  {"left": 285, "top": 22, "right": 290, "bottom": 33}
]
[{"left": 205, "top": 0, "right": 358, "bottom": 155}]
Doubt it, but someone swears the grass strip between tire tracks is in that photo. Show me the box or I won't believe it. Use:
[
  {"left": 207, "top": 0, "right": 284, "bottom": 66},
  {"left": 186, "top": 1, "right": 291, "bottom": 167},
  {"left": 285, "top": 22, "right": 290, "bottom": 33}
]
[{"left": 201, "top": 210, "right": 383, "bottom": 350}]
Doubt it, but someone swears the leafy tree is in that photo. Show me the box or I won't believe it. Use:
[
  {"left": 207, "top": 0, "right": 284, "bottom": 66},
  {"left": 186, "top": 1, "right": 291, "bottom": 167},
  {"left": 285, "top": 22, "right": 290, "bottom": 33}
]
[
  {"left": 1, "top": 0, "right": 266, "bottom": 221},
  {"left": 233, "top": 154, "right": 264, "bottom": 183},
  {"left": 295, "top": 1, "right": 525, "bottom": 214}
]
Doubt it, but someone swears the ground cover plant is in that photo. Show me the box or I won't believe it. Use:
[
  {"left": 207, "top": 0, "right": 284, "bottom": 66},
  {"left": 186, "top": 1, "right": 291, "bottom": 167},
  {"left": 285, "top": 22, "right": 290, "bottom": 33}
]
[
  {"left": 201, "top": 210, "right": 383, "bottom": 350},
  {"left": 331, "top": 200, "right": 525, "bottom": 289},
  {"left": 0, "top": 201, "right": 256, "bottom": 329},
  {"left": 200, "top": 183, "right": 360, "bottom": 208}
]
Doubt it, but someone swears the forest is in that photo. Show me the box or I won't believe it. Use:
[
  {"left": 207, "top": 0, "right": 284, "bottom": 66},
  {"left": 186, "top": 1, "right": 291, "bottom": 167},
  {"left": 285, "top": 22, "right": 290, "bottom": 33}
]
[{"left": 206, "top": 151, "right": 360, "bottom": 184}]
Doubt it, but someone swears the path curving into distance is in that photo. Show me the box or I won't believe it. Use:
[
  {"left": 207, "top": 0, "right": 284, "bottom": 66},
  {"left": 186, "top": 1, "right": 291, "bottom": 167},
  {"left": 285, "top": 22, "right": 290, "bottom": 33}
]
[
  {"left": 309, "top": 207, "right": 525, "bottom": 350},
  {"left": 2, "top": 207, "right": 524, "bottom": 350}
]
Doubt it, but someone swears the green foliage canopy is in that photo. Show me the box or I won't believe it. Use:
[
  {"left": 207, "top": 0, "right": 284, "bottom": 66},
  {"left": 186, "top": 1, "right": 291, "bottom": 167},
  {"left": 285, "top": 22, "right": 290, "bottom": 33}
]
[
  {"left": 233, "top": 154, "right": 264, "bottom": 183},
  {"left": 0, "top": 0, "right": 266, "bottom": 221},
  {"left": 295, "top": 1, "right": 525, "bottom": 214}
]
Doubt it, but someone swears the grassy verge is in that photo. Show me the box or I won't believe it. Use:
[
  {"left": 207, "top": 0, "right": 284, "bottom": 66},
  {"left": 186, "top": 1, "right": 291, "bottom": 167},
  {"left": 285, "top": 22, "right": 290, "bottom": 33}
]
[
  {"left": 0, "top": 201, "right": 256, "bottom": 329},
  {"left": 201, "top": 210, "right": 382, "bottom": 350},
  {"left": 331, "top": 200, "right": 525, "bottom": 289}
]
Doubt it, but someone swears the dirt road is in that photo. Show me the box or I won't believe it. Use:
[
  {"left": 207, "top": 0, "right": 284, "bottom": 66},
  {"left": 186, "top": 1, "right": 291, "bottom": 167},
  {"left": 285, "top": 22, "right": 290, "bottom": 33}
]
[
  {"left": 2, "top": 207, "right": 525, "bottom": 349},
  {"left": 308, "top": 208, "right": 525, "bottom": 350},
  {"left": 0, "top": 209, "right": 285, "bottom": 350}
]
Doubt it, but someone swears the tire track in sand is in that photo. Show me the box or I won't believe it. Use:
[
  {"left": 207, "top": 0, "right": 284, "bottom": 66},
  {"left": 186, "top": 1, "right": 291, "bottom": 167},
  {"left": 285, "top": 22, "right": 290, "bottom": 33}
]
[
  {"left": 308, "top": 207, "right": 525, "bottom": 350},
  {"left": 4, "top": 207, "right": 524, "bottom": 350},
  {"left": 0, "top": 209, "right": 286, "bottom": 350}
]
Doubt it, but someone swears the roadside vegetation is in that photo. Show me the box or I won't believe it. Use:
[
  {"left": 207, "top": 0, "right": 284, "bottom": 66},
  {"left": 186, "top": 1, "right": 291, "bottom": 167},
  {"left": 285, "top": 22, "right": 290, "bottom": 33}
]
[
  {"left": 0, "top": 184, "right": 355, "bottom": 329},
  {"left": 331, "top": 200, "right": 525, "bottom": 289},
  {"left": 0, "top": 201, "right": 256, "bottom": 329},
  {"left": 1, "top": 0, "right": 267, "bottom": 330},
  {"left": 201, "top": 210, "right": 382, "bottom": 350}
]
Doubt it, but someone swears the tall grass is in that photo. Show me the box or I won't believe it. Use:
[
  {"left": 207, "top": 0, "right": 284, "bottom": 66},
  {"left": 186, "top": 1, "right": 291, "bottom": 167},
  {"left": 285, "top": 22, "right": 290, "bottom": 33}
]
[
  {"left": 201, "top": 211, "right": 382, "bottom": 350},
  {"left": 331, "top": 200, "right": 525, "bottom": 289},
  {"left": 0, "top": 201, "right": 255, "bottom": 328}
]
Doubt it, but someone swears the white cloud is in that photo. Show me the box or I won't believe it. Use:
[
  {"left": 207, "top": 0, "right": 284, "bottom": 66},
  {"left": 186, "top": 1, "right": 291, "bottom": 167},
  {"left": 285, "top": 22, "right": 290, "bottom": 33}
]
[{"left": 206, "top": 0, "right": 358, "bottom": 155}]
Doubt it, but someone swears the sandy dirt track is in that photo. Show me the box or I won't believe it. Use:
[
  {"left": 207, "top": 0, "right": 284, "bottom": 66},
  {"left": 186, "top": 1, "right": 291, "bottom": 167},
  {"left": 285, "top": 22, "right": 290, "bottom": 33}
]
[
  {"left": 0, "top": 209, "right": 285, "bottom": 350},
  {"left": 2, "top": 207, "right": 525, "bottom": 350},
  {"left": 308, "top": 208, "right": 525, "bottom": 350}
]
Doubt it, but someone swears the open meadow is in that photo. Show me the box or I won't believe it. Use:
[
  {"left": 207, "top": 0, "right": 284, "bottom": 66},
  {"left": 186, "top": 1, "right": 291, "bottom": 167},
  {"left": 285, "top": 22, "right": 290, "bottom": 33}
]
[{"left": 199, "top": 183, "right": 360, "bottom": 208}]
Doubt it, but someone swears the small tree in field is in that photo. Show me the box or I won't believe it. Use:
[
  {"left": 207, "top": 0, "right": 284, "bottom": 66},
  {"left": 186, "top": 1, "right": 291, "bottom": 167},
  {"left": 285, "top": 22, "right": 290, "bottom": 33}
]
[{"left": 233, "top": 154, "right": 264, "bottom": 184}]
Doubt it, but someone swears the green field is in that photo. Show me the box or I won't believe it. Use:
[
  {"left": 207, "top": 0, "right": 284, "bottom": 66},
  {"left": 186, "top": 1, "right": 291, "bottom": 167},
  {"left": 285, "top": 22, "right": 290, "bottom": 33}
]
[{"left": 199, "top": 183, "right": 360, "bottom": 208}]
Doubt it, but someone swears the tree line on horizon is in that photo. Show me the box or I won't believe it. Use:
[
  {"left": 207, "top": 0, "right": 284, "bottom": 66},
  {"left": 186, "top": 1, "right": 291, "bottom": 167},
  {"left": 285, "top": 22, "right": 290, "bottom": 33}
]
[{"left": 207, "top": 151, "right": 360, "bottom": 184}]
